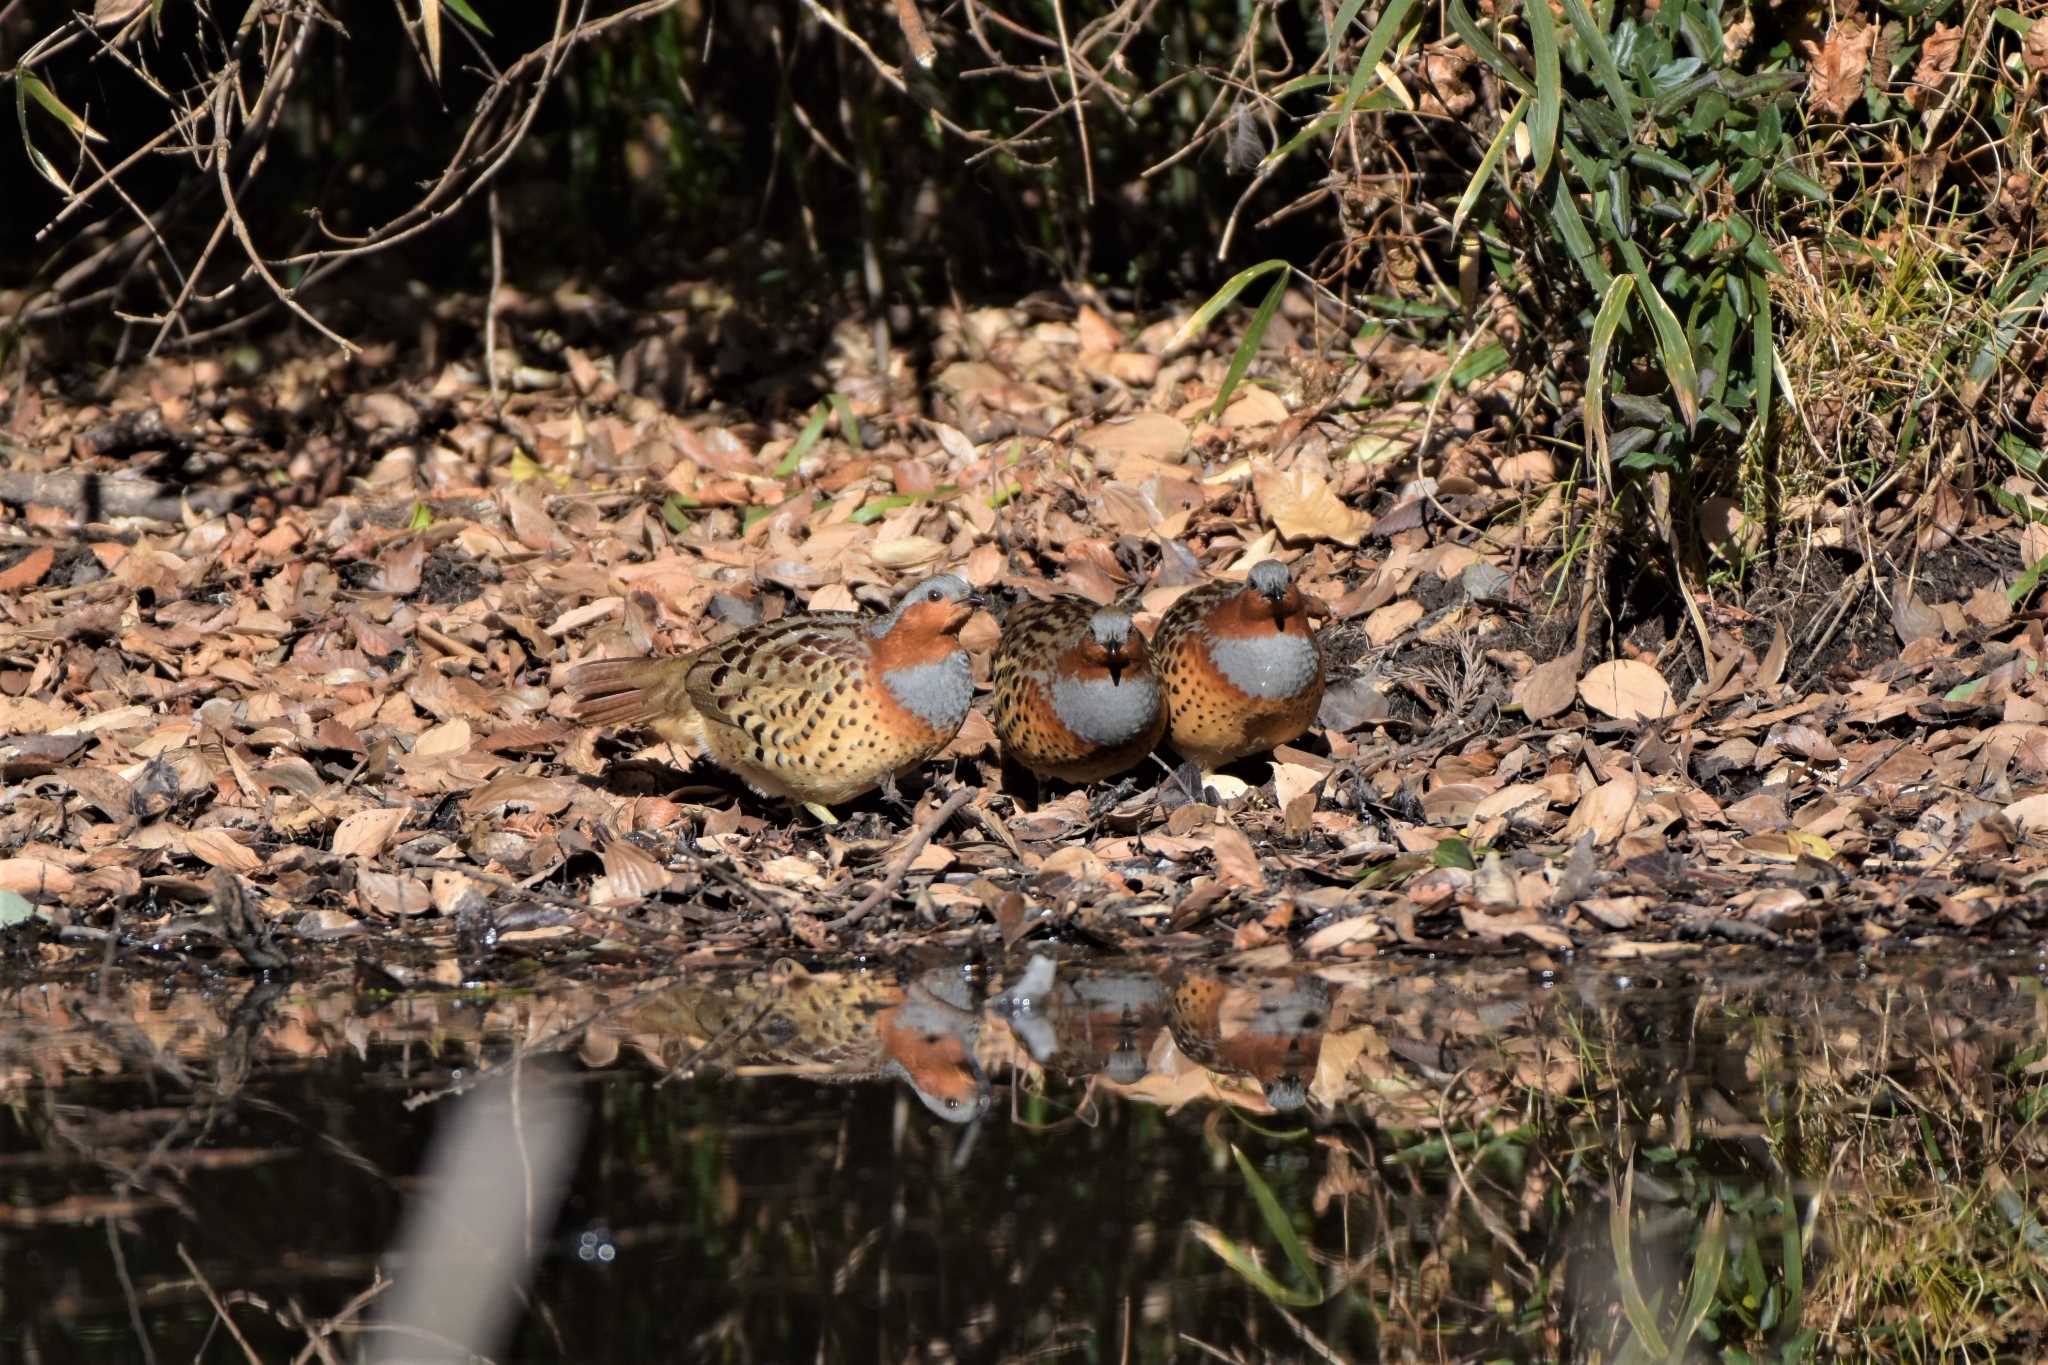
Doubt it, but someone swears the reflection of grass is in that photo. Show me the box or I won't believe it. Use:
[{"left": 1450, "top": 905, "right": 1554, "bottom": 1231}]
[{"left": 1195, "top": 972, "right": 2048, "bottom": 1361}]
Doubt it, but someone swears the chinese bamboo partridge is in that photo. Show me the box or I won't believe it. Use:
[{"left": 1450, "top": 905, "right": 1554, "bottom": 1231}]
[
  {"left": 990, "top": 599, "right": 1166, "bottom": 784},
  {"left": 1153, "top": 559, "right": 1324, "bottom": 771},
  {"left": 567, "top": 575, "right": 981, "bottom": 823}
]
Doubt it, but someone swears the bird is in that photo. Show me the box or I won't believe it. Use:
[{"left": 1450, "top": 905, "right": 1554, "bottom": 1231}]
[
  {"left": 1166, "top": 969, "right": 1330, "bottom": 1112},
  {"left": 566, "top": 574, "right": 982, "bottom": 824},
  {"left": 1152, "top": 559, "right": 1324, "bottom": 773},
  {"left": 989, "top": 598, "right": 1166, "bottom": 786}
]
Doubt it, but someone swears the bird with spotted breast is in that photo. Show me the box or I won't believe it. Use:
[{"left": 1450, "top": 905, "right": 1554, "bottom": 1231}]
[
  {"left": 1153, "top": 559, "right": 1324, "bottom": 773},
  {"left": 990, "top": 598, "right": 1166, "bottom": 787},
  {"left": 567, "top": 575, "right": 981, "bottom": 824}
]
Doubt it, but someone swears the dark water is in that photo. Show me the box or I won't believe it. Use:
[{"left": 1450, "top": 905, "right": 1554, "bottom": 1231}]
[{"left": 4, "top": 945, "right": 2047, "bottom": 1362}]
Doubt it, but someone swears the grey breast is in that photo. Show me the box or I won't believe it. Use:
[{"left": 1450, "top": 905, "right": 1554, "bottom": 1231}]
[
  {"left": 1207, "top": 633, "right": 1319, "bottom": 700},
  {"left": 1050, "top": 675, "right": 1161, "bottom": 746},
  {"left": 882, "top": 651, "right": 975, "bottom": 730}
]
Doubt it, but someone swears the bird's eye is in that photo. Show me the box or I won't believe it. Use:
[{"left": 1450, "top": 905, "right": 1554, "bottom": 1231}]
[{"left": 928, "top": 588, "right": 944, "bottom": 601}]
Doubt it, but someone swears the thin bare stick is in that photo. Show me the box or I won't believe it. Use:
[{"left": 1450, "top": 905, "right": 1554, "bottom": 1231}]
[
  {"left": 211, "top": 77, "right": 359, "bottom": 354},
  {"left": 830, "top": 787, "right": 973, "bottom": 929},
  {"left": 486, "top": 182, "right": 505, "bottom": 411},
  {"left": 177, "top": 1244, "right": 264, "bottom": 1365},
  {"left": 1049, "top": 0, "right": 1095, "bottom": 205}
]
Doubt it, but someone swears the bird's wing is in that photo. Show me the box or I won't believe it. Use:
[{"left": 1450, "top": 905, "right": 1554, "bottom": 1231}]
[{"left": 683, "top": 614, "right": 869, "bottom": 731}]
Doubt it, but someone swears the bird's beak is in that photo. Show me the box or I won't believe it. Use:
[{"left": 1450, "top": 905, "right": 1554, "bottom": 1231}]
[
  {"left": 1106, "top": 649, "right": 1125, "bottom": 686},
  {"left": 963, "top": 593, "right": 986, "bottom": 610}
]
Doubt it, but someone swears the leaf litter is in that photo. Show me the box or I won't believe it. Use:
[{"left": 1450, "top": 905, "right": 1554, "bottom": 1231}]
[{"left": 2, "top": 283, "right": 2047, "bottom": 988}]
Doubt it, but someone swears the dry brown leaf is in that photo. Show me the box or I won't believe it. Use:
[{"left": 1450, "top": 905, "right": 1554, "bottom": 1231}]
[
  {"left": 1892, "top": 591, "right": 1943, "bottom": 644},
  {"left": 0, "top": 857, "right": 76, "bottom": 895},
  {"left": 599, "top": 837, "right": 673, "bottom": 905},
  {"left": 1809, "top": 19, "right": 1874, "bottom": 118},
  {"left": 1517, "top": 651, "right": 1582, "bottom": 721},
  {"left": 184, "top": 828, "right": 262, "bottom": 873},
  {"left": 414, "top": 718, "right": 472, "bottom": 760},
  {"left": 1362, "top": 599, "right": 1424, "bottom": 645},
  {"left": 1561, "top": 773, "right": 1640, "bottom": 845},
  {"left": 1076, "top": 411, "right": 1191, "bottom": 463},
  {"left": 0, "top": 546, "right": 55, "bottom": 593},
  {"left": 1254, "top": 462, "right": 1371, "bottom": 546},
  {"left": 2002, "top": 793, "right": 2048, "bottom": 832},
  {"left": 1908, "top": 23, "right": 1963, "bottom": 110},
  {"left": 2027, "top": 16, "right": 2048, "bottom": 75},
  {"left": 1578, "top": 660, "right": 1674, "bottom": 722},
  {"left": 333, "top": 807, "right": 408, "bottom": 859},
  {"left": 1209, "top": 825, "right": 1266, "bottom": 890}
]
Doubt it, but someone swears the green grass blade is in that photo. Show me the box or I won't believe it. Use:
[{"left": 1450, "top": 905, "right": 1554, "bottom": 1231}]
[
  {"left": 12, "top": 78, "right": 67, "bottom": 191},
  {"left": 1611, "top": 1165, "right": 1673, "bottom": 1357},
  {"left": 1525, "top": 0, "right": 1561, "bottom": 181},
  {"left": 1167, "top": 259, "right": 1289, "bottom": 351},
  {"left": 15, "top": 70, "right": 106, "bottom": 142},
  {"left": 1556, "top": 0, "right": 1633, "bottom": 124},
  {"left": 1229, "top": 1144, "right": 1322, "bottom": 1296},
  {"left": 1192, "top": 1222, "right": 1325, "bottom": 1307},
  {"left": 1449, "top": 0, "right": 1536, "bottom": 95},
  {"left": 1346, "top": 0, "right": 1422, "bottom": 112},
  {"left": 828, "top": 392, "right": 862, "bottom": 449},
  {"left": 1966, "top": 267, "right": 2048, "bottom": 405},
  {"left": 775, "top": 403, "right": 832, "bottom": 478},
  {"left": 1748, "top": 266, "right": 1773, "bottom": 442},
  {"left": 1620, "top": 241, "right": 1700, "bottom": 429},
  {"left": 1586, "top": 273, "right": 1635, "bottom": 475},
  {"left": 1451, "top": 95, "right": 1527, "bottom": 240},
  {"left": 442, "top": 0, "right": 493, "bottom": 35},
  {"left": 1548, "top": 168, "right": 1612, "bottom": 292},
  {"left": 1209, "top": 267, "right": 1290, "bottom": 419},
  {"left": 1664, "top": 1202, "right": 1727, "bottom": 1362}
]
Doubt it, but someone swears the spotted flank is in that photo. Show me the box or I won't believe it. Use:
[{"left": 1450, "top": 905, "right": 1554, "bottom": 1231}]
[
  {"left": 1153, "top": 562, "right": 1325, "bottom": 771},
  {"left": 567, "top": 575, "right": 979, "bottom": 814}
]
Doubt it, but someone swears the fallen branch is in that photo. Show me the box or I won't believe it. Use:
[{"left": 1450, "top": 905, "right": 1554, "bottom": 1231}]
[
  {"left": 0, "top": 470, "right": 245, "bottom": 523},
  {"left": 830, "top": 787, "right": 973, "bottom": 929}
]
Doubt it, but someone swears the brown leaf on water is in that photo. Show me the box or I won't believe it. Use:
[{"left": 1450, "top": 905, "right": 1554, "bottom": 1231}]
[
  {"left": 1908, "top": 23, "right": 1963, "bottom": 110},
  {"left": 1808, "top": 19, "right": 1875, "bottom": 118}
]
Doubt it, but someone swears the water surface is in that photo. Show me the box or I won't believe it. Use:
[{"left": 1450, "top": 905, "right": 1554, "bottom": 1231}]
[{"left": 3, "top": 944, "right": 2045, "bottom": 1361}]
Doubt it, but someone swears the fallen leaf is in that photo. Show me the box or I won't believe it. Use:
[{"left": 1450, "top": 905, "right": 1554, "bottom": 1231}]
[
  {"left": 333, "top": 807, "right": 408, "bottom": 859},
  {"left": 1809, "top": 19, "right": 1875, "bottom": 118},
  {"left": 184, "top": 828, "right": 262, "bottom": 873},
  {"left": 1578, "top": 660, "right": 1674, "bottom": 723},
  {"left": 1517, "top": 651, "right": 1582, "bottom": 721},
  {"left": 0, "top": 858, "right": 75, "bottom": 896},
  {"left": 1362, "top": 599, "right": 1424, "bottom": 645},
  {"left": 1254, "top": 462, "right": 1371, "bottom": 546},
  {"left": 2027, "top": 16, "right": 2048, "bottom": 76},
  {"left": 1209, "top": 825, "right": 1267, "bottom": 890},
  {"left": 1908, "top": 23, "right": 1963, "bottom": 111},
  {"left": 0, "top": 546, "right": 55, "bottom": 593},
  {"left": 1892, "top": 591, "right": 1943, "bottom": 644},
  {"left": 1076, "top": 411, "right": 1191, "bottom": 463}
]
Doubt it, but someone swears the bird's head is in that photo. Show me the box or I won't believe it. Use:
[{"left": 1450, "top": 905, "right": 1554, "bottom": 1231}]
[{"left": 1080, "top": 607, "right": 1148, "bottom": 686}]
